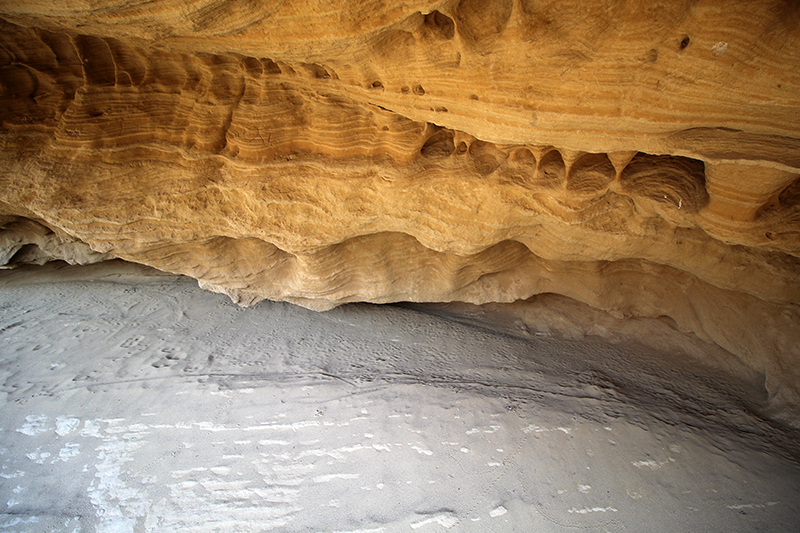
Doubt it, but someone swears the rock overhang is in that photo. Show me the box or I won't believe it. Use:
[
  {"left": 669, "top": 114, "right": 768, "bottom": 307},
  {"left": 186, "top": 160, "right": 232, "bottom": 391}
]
[{"left": 1, "top": 0, "right": 799, "bottom": 425}]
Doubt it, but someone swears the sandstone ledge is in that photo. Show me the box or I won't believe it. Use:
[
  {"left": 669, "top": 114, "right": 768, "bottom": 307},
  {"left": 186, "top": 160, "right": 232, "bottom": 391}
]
[{"left": 1, "top": 1, "right": 799, "bottom": 425}]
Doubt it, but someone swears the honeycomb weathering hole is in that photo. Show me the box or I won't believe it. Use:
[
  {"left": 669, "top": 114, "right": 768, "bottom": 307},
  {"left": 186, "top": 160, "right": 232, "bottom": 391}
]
[
  {"left": 423, "top": 10, "right": 455, "bottom": 40},
  {"left": 567, "top": 152, "right": 615, "bottom": 194},
  {"left": 420, "top": 129, "right": 455, "bottom": 157},
  {"left": 619, "top": 152, "right": 708, "bottom": 212},
  {"left": 779, "top": 176, "right": 800, "bottom": 208},
  {"left": 535, "top": 149, "right": 566, "bottom": 188}
]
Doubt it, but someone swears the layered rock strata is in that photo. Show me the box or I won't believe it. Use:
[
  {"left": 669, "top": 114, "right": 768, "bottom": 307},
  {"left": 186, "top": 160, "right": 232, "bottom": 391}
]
[{"left": 1, "top": 1, "right": 799, "bottom": 423}]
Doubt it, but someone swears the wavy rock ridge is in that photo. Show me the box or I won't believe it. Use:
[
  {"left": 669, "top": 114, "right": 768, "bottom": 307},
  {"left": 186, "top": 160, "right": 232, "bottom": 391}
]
[{"left": 1, "top": 1, "right": 799, "bottom": 423}]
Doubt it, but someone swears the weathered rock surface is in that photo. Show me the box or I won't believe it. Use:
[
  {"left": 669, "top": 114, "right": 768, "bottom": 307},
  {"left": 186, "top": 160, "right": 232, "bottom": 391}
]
[{"left": 1, "top": 1, "right": 799, "bottom": 423}]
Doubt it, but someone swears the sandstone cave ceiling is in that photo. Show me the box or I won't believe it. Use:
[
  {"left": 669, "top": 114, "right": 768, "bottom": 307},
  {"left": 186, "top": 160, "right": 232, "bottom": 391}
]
[{"left": 0, "top": 0, "right": 799, "bottom": 424}]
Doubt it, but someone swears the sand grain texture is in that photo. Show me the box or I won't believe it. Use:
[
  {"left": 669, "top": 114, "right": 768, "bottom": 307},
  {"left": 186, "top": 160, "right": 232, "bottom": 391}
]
[{"left": 0, "top": 262, "right": 799, "bottom": 532}]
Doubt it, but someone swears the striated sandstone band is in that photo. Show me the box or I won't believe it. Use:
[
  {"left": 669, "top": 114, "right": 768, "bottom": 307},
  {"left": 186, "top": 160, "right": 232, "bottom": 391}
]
[{"left": 1, "top": 1, "right": 799, "bottom": 424}]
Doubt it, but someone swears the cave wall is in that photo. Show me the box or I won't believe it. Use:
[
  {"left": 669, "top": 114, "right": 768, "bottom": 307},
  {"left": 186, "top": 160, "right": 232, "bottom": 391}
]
[{"left": 1, "top": 0, "right": 799, "bottom": 423}]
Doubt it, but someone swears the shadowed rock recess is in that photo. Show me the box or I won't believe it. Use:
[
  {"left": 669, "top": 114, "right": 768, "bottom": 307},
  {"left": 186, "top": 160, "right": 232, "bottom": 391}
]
[{"left": 1, "top": 1, "right": 799, "bottom": 424}]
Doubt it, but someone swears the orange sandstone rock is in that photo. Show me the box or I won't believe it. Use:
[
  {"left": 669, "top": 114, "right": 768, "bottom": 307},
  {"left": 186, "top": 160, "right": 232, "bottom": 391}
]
[{"left": 0, "top": 1, "right": 798, "bottom": 423}]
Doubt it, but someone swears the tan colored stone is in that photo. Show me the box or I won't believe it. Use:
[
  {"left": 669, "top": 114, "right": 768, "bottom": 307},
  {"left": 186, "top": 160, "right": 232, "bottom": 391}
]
[{"left": 0, "top": 1, "right": 799, "bottom": 423}]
